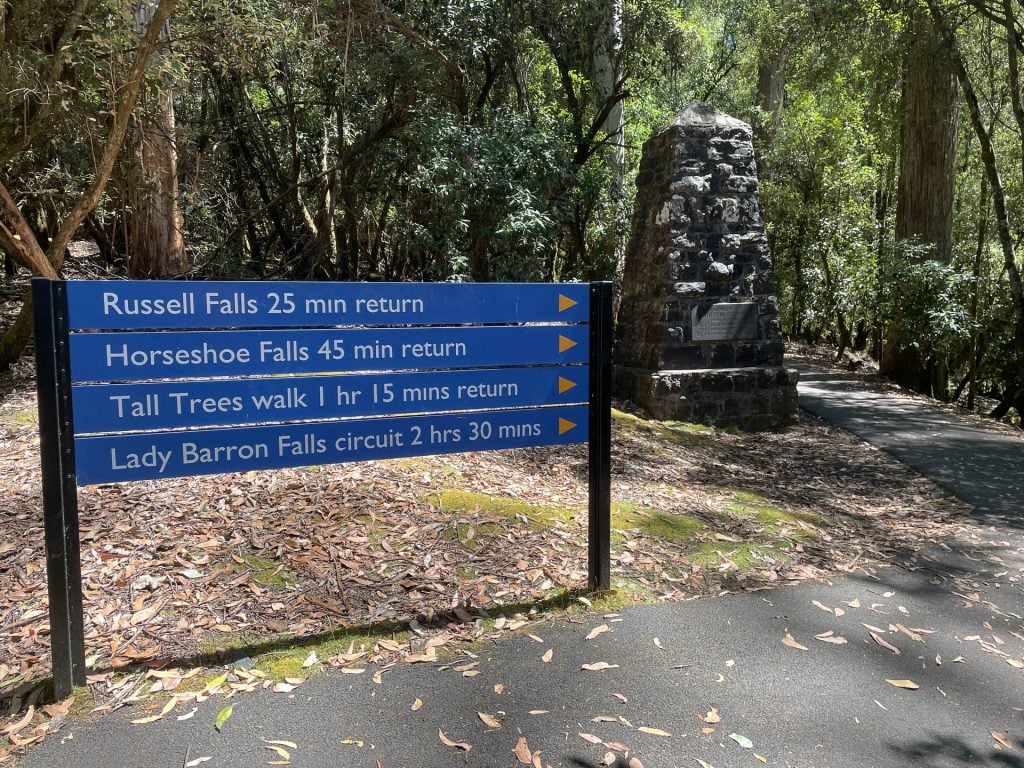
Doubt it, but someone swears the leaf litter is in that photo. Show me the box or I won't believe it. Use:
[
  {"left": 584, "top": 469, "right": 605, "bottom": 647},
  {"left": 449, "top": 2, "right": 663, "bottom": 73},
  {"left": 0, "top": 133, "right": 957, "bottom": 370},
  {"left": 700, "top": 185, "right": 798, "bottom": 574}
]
[{"left": 0, "top": 336, "right": 995, "bottom": 758}]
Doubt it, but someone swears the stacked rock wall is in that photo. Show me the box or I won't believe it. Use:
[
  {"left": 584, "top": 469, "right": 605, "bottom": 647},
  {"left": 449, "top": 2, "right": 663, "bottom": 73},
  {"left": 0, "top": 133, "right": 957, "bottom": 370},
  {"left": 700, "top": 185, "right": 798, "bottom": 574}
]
[{"left": 614, "top": 101, "right": 798, "bottom": 430}]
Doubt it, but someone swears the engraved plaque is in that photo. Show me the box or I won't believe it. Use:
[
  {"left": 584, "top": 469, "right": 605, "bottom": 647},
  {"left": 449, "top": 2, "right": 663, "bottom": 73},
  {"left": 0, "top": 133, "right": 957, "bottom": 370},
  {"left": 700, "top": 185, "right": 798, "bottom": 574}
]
[{"left": 691, "top": 302, "right": 758, "bottom": 341}]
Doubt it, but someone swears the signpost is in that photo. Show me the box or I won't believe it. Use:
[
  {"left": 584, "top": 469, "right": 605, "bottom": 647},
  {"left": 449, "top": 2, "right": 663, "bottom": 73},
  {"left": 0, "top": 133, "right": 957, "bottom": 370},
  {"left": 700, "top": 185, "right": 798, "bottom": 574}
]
[{"left": 33, "top": 279, "right": 612, "bottom": 699}]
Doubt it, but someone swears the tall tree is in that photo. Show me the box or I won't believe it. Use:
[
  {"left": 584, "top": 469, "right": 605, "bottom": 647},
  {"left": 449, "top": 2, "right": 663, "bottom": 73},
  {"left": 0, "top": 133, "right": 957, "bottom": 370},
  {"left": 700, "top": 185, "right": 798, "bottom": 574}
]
[
  {"left": 123, "top": 0, "right": 187, "bottom": 278},
  {"left": 881, "top": 5, "right": 959, "bottom": 397}
]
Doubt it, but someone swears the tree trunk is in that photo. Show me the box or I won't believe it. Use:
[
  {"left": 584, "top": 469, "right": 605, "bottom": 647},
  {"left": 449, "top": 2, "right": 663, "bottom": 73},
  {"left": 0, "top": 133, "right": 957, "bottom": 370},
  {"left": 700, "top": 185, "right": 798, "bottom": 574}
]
[
  {"left": 968, "top": 164, "right": 990, "bottom": 409},
  {"left": 881, "top": 7, "right": 959, "bottom": 397},
  {"left": 593, "top": 0, "right": 626, "bottom": 285},
  {"left": 124, "top": 0, "right": 186, "bottom": 278},
  {"left": 755, "top": 45, "right": 788, "bottom": 160}
]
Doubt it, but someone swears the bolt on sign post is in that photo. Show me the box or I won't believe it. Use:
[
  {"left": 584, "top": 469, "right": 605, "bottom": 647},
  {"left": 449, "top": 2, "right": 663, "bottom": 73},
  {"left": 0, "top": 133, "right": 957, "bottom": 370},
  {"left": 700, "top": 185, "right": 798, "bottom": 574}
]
[{"left": 33, "top": 279, "right": 613, "bottom": 699}]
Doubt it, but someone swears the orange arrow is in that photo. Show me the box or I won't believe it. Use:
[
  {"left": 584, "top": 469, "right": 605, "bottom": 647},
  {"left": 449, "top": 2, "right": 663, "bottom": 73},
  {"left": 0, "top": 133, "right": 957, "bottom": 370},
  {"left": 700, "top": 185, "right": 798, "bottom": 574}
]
[
  {"left": 558, "top": 376, "right": 577, "bottom": 394},
  {"left": 558, "top": 335, "right": 578, "bottom": 353},
  {"left": 558, "top": 418, "right": 577, "bottom": 435},
  {"left": 558, "top": 294, "right": 578, "bottom": 312}
]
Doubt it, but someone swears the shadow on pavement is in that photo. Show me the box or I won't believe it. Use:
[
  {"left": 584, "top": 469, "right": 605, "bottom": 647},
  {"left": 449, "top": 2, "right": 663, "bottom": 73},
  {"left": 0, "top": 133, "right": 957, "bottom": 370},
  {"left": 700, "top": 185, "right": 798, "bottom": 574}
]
[{"left": 891, "top": 734, "right": 1024, "bottom": 767}]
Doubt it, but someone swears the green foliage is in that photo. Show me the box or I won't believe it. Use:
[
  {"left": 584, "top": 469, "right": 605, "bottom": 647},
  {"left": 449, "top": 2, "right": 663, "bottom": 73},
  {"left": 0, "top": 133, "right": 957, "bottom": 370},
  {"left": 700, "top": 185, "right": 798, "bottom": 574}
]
[{"left": 3, "top": 0, "right": 1023, "bottom": 419}]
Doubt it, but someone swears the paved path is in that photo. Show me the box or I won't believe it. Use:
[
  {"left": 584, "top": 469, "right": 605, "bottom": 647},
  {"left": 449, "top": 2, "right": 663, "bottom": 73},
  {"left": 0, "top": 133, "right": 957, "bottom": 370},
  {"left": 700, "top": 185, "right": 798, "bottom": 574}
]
[
  {"left": 796, "top": 366, "right": 1024, "bottom": 524},
  {"left": 18, "top": 367, "right": 1024, "bottom": 768}
]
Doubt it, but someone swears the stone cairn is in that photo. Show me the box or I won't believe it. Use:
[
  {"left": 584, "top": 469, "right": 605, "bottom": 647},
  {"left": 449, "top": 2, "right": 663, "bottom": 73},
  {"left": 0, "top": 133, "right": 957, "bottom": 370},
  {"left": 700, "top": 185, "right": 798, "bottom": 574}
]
[{"left": 613, "top": 101, "right": 798, "bottom": 430}]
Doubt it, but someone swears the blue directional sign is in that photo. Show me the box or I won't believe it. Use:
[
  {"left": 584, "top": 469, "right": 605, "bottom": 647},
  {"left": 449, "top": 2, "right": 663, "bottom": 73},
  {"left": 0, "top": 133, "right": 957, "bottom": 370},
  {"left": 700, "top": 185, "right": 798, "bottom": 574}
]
[
  {"left": 73, "top": 405, "right": 589, "bottom": 484},
  {"left": 71, "top": 366, "right": 589, "bottom": 433},
  {"left": 66, "top": 281, "right": 590, "bottom": 330},
  {"left": 69, "top": 325, "right": 589, "bottom": 383}
]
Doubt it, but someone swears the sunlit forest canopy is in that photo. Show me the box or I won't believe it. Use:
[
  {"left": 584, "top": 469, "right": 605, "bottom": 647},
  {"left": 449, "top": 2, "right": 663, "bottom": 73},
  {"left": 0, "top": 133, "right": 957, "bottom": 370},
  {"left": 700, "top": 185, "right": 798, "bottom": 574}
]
[{"left": 1, "top": 0, "right": 1022, "bottom": 421}]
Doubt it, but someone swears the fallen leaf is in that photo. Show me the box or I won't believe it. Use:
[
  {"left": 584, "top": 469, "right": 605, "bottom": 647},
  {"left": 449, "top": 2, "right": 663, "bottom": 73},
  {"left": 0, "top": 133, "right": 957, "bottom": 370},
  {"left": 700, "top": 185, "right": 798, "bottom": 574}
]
[
  {"left": 693, "top": 760, "right": 715, "bottom": 768},
  {"left": 339, "top": 738, "right": 364, "bottom": 747},
  {"left": 579, "top": 733, "right": 603, "bottom": 744},
  {"left": 628, "top": 759, "right": 645, "bottom": 768},
  {"left": 494, "top": 684, "right": 505, "bottom": 694},
  {"left": 586, "top": 624, "right": 611, "bottom": 641},
  {"left": 845, "top": 599, "right": 861, "bottom": 608},
  {"left": 812, "top": 600, "right": 834, "bottom": 614},
  {"left": 273, "top": 682, "right": 298, "bottom": 693},
  {"left": 542, "top": 649, "right": 553, "bottom": 663},
  {"left": 131, "top": 715, "right": 163, "bottom": 725},
  {"left": 816, "top": 632, "right": 848, "bottom": 645},
  {"left": 781, "top": 634, "right": 808, "bottom": 651},
  {"left": 870, "top": 632, "right": 901, "bottom": 655},
  {"left": 653, "top": 638, "right": 664, "bottom": 649},
  {"left": 438, "top": 730, "right": 471, "bottom": 751},
  {"left": 302, "top": 652, "right": 318, "bottom": 668},
  {"left": 178, "top": 709, "right": 197, "bottom": 721},
  {"left": 528, "top": 710, "right": 550, "bottom": 715},
  {"left": 893, "top": 624, "right": 924, "bottom": 642},
  {"left": 600, "top": 752, "right": 616, "bottom": 766},
  {"left": 215, "top": 704, "right": 234, "bottom": 731},
  {"left": 700, "top": 706, "right": 721, "bottom": 724},
  {"left": 591, "top": 715, "right": 618, "bottom": 723},
  {"left": 478, "top": 712, "right": 501, "bottom": 729},
  {"left": 514, "top": 736, "right": 533, "bottom": 764},
  {"left": 339, "top": 667, "right": 365, "bottom": 675},
  {"left": 411, "top": 698, "right": 423, "bottom": 711},
  {"left": 992, "top": 732, "right": 1015, "bottom": 750},
  {"left": 130, "top": 598, "right": 168, "bottom": 626},
  {"left": 185, "top": 759, "right": 212, "bottom": 767},
  {"left": 582, "top": 662, "right": 619, "bottom": 671},
  {"left": 637, "top": 726, "right": 672, "bottom": 737},
  {"left": 885, "top": 679, "right": 919, "bottom": 690},
  {"left": 2, "top": 708, "right": 34, "bottom": 741},
  {"left": 1006, "top": 659, "right": 1024, "bottom": 669},
  {"left": 265, "top": 741, "right": 298, "bottom": 749},
  {"left": 612, "top": 693, "right": 628, "bottom": 703},
  {"left": 266, "top": 745, "right": 291, "bottom": 760},
  {"left": 729, "top": 732, "right": 754, "bottom": 749}
]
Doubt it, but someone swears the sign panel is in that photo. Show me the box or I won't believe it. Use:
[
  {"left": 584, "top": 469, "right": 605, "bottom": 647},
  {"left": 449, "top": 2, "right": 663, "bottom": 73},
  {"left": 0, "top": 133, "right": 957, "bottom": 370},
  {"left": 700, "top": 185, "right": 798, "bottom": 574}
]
[
  {"left": 74, "top": 405, "right": 589, "bottom": 484},
  {"left": 67, "top": 281, "right": 590, "bottom": 330},
  {"left": 691, "top": 301, "right": 759, "bottom": 342},
  {"left": 69, "top": 325, "right": 589, "bottom": 383},
  {"left": 72, "top": 366, "right": 588, "bottom": 433}
]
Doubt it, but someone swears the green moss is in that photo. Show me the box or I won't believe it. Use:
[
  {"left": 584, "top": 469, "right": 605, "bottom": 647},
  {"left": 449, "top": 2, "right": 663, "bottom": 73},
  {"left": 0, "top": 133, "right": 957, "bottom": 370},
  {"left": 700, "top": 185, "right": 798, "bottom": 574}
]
[
  {"left": 596, "top": 578, "right": 659, "bottom": 608},
  {"left": 612, "top": 502, "right": 704, "bottom": 541},
  {"left": 66, "top": 686, "right": 95, "bottom": 719},
  {"left": 611, "top": 408, "right": 722, "bottom": 450},
  {"left": 690, "top": 540, "right": 790, "bottom": 569},
  {"left": 254, "top": 630, "right": 391, "bottom": 680},
  {"left": 0, "top": 408, "right": 37, "bottom": 427},
  {"left": 717, "top": 488, "right": 821, "bottom": 536},
  {"left": 239, "top": 554, "right": 295, "bottom": 587},
  {"left": 427, "top": 490, "right": 576, "bottom": 527},
  {"left": 256, "top": 654, "right": 309, "bottom": 681},
  {"left": 196, "top": 631, "right": 261, "bottom": 658},
  {"left": 663, "top": 420, "right": 716, "bottom": 434}
]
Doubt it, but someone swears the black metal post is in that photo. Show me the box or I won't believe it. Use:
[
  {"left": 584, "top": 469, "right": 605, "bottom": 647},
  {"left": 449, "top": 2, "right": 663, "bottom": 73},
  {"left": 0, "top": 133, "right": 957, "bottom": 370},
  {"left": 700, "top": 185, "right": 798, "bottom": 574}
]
[
  {"left": 32, "top": 278, "right": 86, "bottom": 699},
  {"left": 587, "top": 281, "right": 613, "bottom": 591}
]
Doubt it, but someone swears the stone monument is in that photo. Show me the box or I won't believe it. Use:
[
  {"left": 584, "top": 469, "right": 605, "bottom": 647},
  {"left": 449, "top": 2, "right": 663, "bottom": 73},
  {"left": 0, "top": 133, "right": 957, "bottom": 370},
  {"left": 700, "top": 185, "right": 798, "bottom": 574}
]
[{"left": 613, "top": 101, "right": 798, "bottom": 430}]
